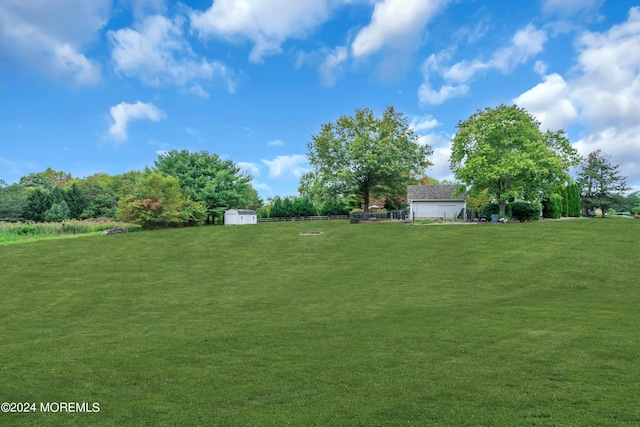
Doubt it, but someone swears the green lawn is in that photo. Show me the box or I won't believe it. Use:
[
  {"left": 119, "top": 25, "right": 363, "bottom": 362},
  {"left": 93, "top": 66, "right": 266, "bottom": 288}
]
[{"left": 1, "top": 219, "right": 639, "bottom": 426}]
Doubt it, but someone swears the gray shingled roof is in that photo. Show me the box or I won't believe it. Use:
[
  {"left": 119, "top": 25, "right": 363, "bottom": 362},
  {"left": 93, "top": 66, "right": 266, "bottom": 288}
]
[
  {"left": 227, "top": 209, "right": 257, "bottom": 215},
  {"left": 407, "top": 185, "right": 466, "bottom": 201}
]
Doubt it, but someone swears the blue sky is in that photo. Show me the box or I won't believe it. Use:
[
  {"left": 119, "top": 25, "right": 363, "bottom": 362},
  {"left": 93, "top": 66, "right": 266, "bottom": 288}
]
[{"left": 1, "top": 0, "right": 639, "bottom": 199}]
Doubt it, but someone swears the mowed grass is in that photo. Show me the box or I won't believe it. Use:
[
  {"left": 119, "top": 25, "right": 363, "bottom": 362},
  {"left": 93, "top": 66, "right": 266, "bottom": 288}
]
[{"left": 1, "top": 219, "right": 639, "bottom": 426}]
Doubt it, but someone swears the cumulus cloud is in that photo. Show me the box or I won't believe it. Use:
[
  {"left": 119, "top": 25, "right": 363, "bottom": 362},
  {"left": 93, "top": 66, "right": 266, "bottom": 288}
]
[
  {"left": 515, "top": 7, "right": 640, "bottom": 186},
  {"left": 108, "top": 101, "right": 166, "bottom": 141},
  {"left": 513, "top": 73, "right": 579, "bottom": 131},
  {"left": 109, "top": 15, "right": 235, "bottom": 93},
  {"left": 0, "top": 0, "right": 108, "bottom": 85},
  {"left": 237, "top": 162, "right": 261, "bottom": 176},
  {"left": 190, "top": 0, "right": 336, "bottom": 63},
  {"left": 261, "top": 155, "right": 310, "bottom": 178},
  {"left": 410, "top": 115, "right": 440, "bottom": 133},
  {"left": 351, "top": 0, "right": 449, "bottom": 58},
  {"left": 419, "top": 24, "right": 548, "bottom": 104}
]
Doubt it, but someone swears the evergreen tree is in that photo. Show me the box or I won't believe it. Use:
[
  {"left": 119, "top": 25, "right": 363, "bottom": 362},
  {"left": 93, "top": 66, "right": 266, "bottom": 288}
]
[
  {"left": 44, "top": 201, "right": 71, "bottom": 222},
  {"left": 560, "top": 185, "right": 569, "bottom": 217},
  {"left": 64, "top": 182, "right": 88, "bottom": 219},
  {"left": 23, "top": 188, "right": 52, "bottom": 222},
  {"left": 577, "top": 150, "right": 628, "bottom": 217}
]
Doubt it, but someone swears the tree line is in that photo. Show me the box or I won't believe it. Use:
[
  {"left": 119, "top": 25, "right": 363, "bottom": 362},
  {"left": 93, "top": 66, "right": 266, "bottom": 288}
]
[
  {"left": 2, "top": 105, "right": 636, "bottom": 226},
  {"left": 0, "top": 151, "right": 262, "bottom": 228}
]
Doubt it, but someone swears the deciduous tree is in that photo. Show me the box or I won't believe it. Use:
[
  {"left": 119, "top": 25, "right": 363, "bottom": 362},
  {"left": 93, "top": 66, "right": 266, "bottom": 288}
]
[
  {"left": 302, "top": 106, "right": 432, "bottom": 212},
  {"left": 450, "top": 104, "right": 579, "bottom": 217},
  {"left": 154, "top": 150, "right": 257, "bottom": 224}
]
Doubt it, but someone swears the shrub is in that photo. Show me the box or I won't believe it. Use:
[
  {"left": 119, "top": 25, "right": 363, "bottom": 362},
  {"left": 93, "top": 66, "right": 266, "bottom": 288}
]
[
  {"left": 510, "top": 201, "right": 541, "bottom": 222},
  {"left": 320, "top": 199, "right": 350, "bottom": 216},
  {"left": 44, "top": 201, "right": 71, "bottom": 222},
  {"left": 478, "top": 203, "right": 501, "bottom": 218},
  {"left": 542, "top": 194, "right": 563, "bottom": 218}
]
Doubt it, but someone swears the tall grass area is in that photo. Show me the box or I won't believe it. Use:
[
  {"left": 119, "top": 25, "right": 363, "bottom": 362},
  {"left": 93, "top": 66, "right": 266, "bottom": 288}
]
[
  {"left": 0, "top": 220, "right": 142, "bottom": 245},
  {"left": 1, "top": 219, "right": 639, "bottom": 425}
]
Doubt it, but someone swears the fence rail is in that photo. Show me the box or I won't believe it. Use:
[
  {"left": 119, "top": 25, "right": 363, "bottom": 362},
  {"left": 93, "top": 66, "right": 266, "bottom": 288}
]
[
  {"left": 349, "top": 210, "right": 408, "bottom": 224},
  {"left": 258, "top": 215, "right": 349, "bottom": 223}
]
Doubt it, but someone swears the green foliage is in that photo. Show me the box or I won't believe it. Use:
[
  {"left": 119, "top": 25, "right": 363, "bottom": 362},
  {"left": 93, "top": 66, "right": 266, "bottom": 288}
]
[
  {"left": 478, "top": 203, "right": 500, "bottom": 218},
  {"left": 64, "top": 182, "right": 88, "bottom": 219},
  {"left": 566, "top": 183, "right": 582, "bottom": 217},
  {"left": 542, "top": 193, "right": 563, "bottom": 218},
  {"left": 320, "top": 199, "right": 350, "bottom": 216},
  {"left": 154, "top": 150, "right": 257, "bottom": 224},
  {"left": 0, "top": 220, "right": 142, "bottom": 244},
  {"left": 510, "top": 201, "right": 542, "bottom": 221},
  {"left": 560, "top": 185, "right": 569, "bottom": 217},
  {"left": 577, "top": 149, "right": 629, "bottom": 218},
  {"left": 82, "top": 193, "right": 116, "bottom": 219},
  {"left": 302, "top": 106, "right": 433, "bottom": 211},
  {"left": 450, "top": 104, "right": 579, "bottom": 217},
  {"left": 23, "top": 188, "right": 52, "bottom": 222},
  {"left": 115, "top": 172, "right": 201, "bottom": 228},
  {"left": 269, "top": 196, "right": 287, "bottom": 218},
  {"left": 44, "top": 201, "right": 71, "bottom": 222},
  {"left": 19, "top": 167, "right": 72, "bottom": 189},
  {"left": 0, "top": 183, "right": 29, "bottom": 222},
  {"left": 465, "top": 188, "right": 492, "bottom": 211},
  {"left": 292, "top": 195, "right": 317, "bottom": 217}
]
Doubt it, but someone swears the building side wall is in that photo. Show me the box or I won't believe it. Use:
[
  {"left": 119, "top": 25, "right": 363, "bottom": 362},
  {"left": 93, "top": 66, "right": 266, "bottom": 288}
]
[{"left": 411, "top": 201, "right": 465, "bottom": 219}]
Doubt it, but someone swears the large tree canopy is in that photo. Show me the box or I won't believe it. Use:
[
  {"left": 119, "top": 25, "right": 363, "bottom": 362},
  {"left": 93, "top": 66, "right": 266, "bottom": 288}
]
[
  {"left": 577, "top": 149, "right": 628, "bottom": 217},
  {"left": 450, "top": 104, "right": 578, "bottom": 216},
  {"left": 301, "top": 106, "right": 432, "bottom": 211},
  {"left": 154, "top": 150, "right": 260, "bottom": 223}
]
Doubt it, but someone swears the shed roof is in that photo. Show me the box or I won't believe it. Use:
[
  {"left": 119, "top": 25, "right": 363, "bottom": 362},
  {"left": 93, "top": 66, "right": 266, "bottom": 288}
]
[
  {"left": 407, "top": 185, "right": 466, "bottom": 201},
  {"left": 225, "top": 209, "right": 257, "bottom": 215}
]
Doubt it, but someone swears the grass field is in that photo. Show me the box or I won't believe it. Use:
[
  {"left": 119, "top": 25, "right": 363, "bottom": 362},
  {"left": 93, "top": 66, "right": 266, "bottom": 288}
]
[{"left": 1, "top": 219, "right": 639, "bottom": 426}]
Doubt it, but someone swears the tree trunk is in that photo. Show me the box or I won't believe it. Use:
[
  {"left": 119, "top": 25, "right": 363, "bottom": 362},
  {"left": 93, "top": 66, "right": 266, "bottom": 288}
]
[
  {"left": 498, "top": 201, "right": 507, "bottom": 217},
  {"left": 364, "top": 191, "right": 370, "bottom": 213}
]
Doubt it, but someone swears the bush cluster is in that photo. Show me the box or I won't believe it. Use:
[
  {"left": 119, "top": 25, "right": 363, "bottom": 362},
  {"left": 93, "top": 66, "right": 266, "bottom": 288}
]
[
  {"left": 542, "top": 194, "right": 563, "bottom": 218},
  {"left": 510, "top": 201, "right": 542, "bottom": 221},
  {"left": 1, "top": 220, "right": 141, "bottom": 242}
]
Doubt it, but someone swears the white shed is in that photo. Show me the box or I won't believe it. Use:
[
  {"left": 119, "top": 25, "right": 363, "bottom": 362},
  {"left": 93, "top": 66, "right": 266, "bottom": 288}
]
[
  {"left": 224, "top": 209, "right": 257, "bottom": 225},
  {"left": 408, "top": 185, "right": 466, "bottom": 220}
]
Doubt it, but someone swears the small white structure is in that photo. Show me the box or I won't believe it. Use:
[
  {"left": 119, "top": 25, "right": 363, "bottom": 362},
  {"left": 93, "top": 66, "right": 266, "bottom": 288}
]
[
  {"left": 224, "top": 209, "right": 257, "bottom": 225},
  {"left": 408, "top": 185, "right": 466, "bottom": 220}
]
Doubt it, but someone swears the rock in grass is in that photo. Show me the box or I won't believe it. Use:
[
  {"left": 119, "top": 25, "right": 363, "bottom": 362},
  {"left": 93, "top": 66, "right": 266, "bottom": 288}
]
[{"left": 103, "top": 228, "right": 128, "bottom": 235}]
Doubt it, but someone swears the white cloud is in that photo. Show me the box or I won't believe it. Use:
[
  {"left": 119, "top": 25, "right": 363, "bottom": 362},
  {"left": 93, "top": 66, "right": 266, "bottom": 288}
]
[
  {"left": 542, "top": 0, "right": 603, "bottom": 16},
  {"left": 570, "top": 8, "right": 640, "bottom": 128},
  {"left": 515, "top": 7, "right": 640, "bottom": 187},
  {"left": 108, "top": 101, "right": 166, "bottom": 141},
  {"left": 418, "top": 82, "right": 468, "bottom": 105},
  {"left": 261, "top": 155, "right": 310, "bottom": 178},
  {"left": 267, "top": 139, "right": 286, "bottom": 147},
  {"left": 419, "top": 24, "right": 548, "bottom": 104},
  {"left": 237, "top": 162, "right": 261, "bottom": 176},
  {"left": 0, "top": 0, "right": 108, "bottom": 85},
  {"left": 573, "top": 126, "right": 640, "bottom": 188},
  {"left": 190, "top": 0, "right": 336, "bottom": 63},
  {"left": 410, "top": 115, "right": 440, "bottom": 133},
  {"left": 351, "top": 0, "right": 449, "bottom": 58},
  {"left": 109, "top": 15, "right": 235, "bottom": 92},
  {"left": 319, "top": 46, "right": 349, "bottom": 87},
  {"left": 513, "top": 73, "right": 579, "bottom": 131}
]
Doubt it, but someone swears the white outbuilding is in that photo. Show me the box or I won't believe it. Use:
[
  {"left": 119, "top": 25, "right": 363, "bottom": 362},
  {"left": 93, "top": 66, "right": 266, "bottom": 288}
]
[
  {"left": 224, "top": 209, "right": 257, "bottom": 225},
  {"left": 408, "top": 185, "right": 467, "bottom": 220}
]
